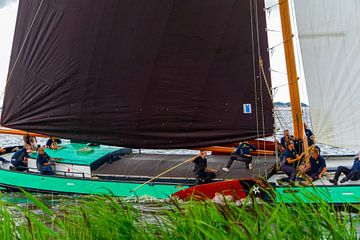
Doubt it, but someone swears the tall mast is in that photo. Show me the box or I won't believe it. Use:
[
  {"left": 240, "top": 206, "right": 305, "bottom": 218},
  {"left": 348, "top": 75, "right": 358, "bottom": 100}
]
[{"left": 279, "top": 0, "right": 304, "bottom": 140}]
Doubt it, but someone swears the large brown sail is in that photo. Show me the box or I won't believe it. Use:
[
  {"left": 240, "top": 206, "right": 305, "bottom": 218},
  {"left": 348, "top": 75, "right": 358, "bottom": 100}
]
[{"left": 2, "top": 0, "right": 273, "bottom": 149}]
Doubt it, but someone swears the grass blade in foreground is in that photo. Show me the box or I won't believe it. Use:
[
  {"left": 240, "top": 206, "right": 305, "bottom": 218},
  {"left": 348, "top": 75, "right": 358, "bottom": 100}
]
[{"left": 0, "top": 192, "right": 358, "bottom": 239}]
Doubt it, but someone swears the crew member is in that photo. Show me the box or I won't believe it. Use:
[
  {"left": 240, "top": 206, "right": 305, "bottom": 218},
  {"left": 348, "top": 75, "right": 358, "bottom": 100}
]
[
  {"left": 304, "top": 123, "right": 315, "bottom": 146},
  {"left": 281, "top": 141, "right": 304, "bottom": 183},
  {"left": 280, "top": 130, "right": 294, "bottom": 153},
  {"left": 36, "top": 147, "right": 55, "bottom": 175},
  {"left": 222, "top": 141, "right": 256, "bottom": 171},
  {"left": 10, "top": 147, "right": 30, "bottom": 171},
  {"left": 329, "top": 152, "right": 360, "bottom": 185},
  {"left": 192, "top": 150, "right": 217, "bottom": 185},
  {"left": 46, "top": 137, "right": 62, "bottom": 149},
  {"left": 303, "top": 148, "right": 326, "bottom": 182}
]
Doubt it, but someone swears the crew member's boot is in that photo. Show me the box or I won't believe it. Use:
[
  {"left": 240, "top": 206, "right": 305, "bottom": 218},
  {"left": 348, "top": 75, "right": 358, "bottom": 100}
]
[{"left": 329, "top": 179, "right": 338, "bottom": 185}]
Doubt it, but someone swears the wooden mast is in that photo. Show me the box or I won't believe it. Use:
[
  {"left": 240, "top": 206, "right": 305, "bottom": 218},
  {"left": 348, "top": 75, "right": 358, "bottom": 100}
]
[{"left": 279, "top": 0, "right": 304, "bottom": 140}]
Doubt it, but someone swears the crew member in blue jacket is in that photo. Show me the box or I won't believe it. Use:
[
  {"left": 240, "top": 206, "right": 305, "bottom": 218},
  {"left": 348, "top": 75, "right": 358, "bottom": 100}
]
[
  {"left": 305, "top": 148, "right": 326, "bottom": 181},
  {"left": 329, "top": 153, "right": 360, "bottom": 185},
  {"left": 222, "top": 141, "right": 257, "bottom": 171},
  {"left": 10, "top": 147, "right": 30, "bottom": 171},
  {"left": 36, "top": 147, "right": 55, "bottom": 175},
  {"left": 281, "top": 141, "right": 304, "bottom": 183},
  {"left": 304, "top": 123, "right": 315, "bottom": 146},
  {"left": 280, "top": 130, "right": 293, "bottom": 153}
]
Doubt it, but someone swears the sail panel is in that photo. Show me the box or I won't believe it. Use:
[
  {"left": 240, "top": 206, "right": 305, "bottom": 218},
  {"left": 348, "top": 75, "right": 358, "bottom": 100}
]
[
  {"left": 2, "top": 0, "right": 272, "bottom": 149},
  {"left": 294, "top": 0, "right": 360, "bottom": 150}
]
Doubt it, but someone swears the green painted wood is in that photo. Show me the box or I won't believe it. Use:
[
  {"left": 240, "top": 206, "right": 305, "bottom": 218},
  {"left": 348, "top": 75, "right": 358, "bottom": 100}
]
[
  {"left": 29, "top": 143, "right": 121, "bottom": 166},
  {"left": 275, "top": 185, "right": 360, "bottom": 204},
  {"left": 0, "top": 169, "right": 187, "bottom": 199}
]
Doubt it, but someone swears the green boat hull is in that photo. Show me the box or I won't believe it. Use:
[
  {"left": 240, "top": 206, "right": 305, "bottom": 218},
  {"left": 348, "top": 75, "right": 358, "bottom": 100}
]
[
  {"left": 1, "top": 165, "right": 359, "bottom": 204},
  {"left": 275, "top": 185, "right": 360, "bottom": 204},
  {"left": 0, "top": 169, "right": 188, "bottom": 199}
]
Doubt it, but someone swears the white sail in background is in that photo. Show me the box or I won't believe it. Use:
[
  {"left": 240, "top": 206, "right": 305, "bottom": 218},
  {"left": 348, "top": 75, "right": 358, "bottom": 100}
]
[{"left": 293, "top": 0, "right": 360, "bottom": 151}]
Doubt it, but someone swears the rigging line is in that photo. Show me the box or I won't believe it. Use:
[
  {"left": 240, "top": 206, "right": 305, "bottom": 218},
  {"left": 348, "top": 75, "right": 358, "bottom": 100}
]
[
  {"left": 275, "top": 109, "right": 291, "bottom": 132},
  {"left": 282, "top": 109, "right": 294, "bottom": 132},
  {"left": 249, "top": 0, "right": 259, "bottom": 142},
  {"left": 270, "top": 69, "right": 287, "bottom": 75},
  {"left": 273, "top": 82, "right": 289, "bottom": 89},
  {"left": 268, "top": 36, "right": 293, "bottom": 52},
  {"left": 274, "top": 111, "right": 287, "bottom": 133},
  {"left": 264, "top": 2, "right": 280, "bottom": 11},
  {"left": 7, "top": 0, "right": 45, "bottom": 84},
  {"left": 273, "top": 87, "right": 278, "bottom": 98},
  {"left": 275, "top": 107, "right": 292, "bottom": 130},
  {"left": 266, "top": 28, "right": 282, "bottom": 33},
  {"left": 268, "top": 41, "right": 284, "bottom": 50},
  {"left": 259, "top": 59, "right": 273, "bottom": 103},
  {"left": 265, "top": 28, "right": 281, "bottom": 33},
  {"left": 273, "top": 78, "right": 301, "bottom": 90},
  {"left": 254, "top": 0, "right": 268, "bottom": 168},
  {"left": 260, "top": 57, "right": 279, "bottom": 167},
  {"left": 274, "top": 110, "right": 294, "bottom": 170},
  {"left": 260, "top": 56, "right": 280, "bottom": 146},
  {"left": 130, "top": 156, "right": 194, "bottom": 193},
  {"left": 249, "top": 0, "right": 260, "bottom": 177}
]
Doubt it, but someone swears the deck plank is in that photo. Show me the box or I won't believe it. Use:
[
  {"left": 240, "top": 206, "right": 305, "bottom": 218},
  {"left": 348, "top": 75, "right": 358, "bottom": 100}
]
[{"left": 93, "top": 153, "right": 277, "bottom": 180}]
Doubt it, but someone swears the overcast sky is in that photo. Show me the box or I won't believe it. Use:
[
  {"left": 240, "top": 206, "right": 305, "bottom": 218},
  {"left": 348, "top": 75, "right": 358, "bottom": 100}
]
[
  {"left": 0, "top": 0, "right": 308, "bottom": 104},
  {"left": 0, "top": 0, "right": 17, "bottom": 101}
]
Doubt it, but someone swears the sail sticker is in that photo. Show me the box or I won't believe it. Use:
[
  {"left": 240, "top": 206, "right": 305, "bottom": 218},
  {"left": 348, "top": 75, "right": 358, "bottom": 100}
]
[{"left": 243, "top": 104, "right": 252, "bottom": 114}]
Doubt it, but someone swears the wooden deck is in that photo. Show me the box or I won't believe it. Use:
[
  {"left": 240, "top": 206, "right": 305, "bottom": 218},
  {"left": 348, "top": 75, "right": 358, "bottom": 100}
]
[{"left": 93, "top": 153, "right": 277, "bottom": 181}]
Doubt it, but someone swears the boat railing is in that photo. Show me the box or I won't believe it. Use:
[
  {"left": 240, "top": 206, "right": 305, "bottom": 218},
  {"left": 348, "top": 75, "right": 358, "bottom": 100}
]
[
  {"left": 26, "top": 167, "right": 86, "bottom": 178},
  {"left": 60, "top": 170, "right": 85, "bottom": 178}
]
